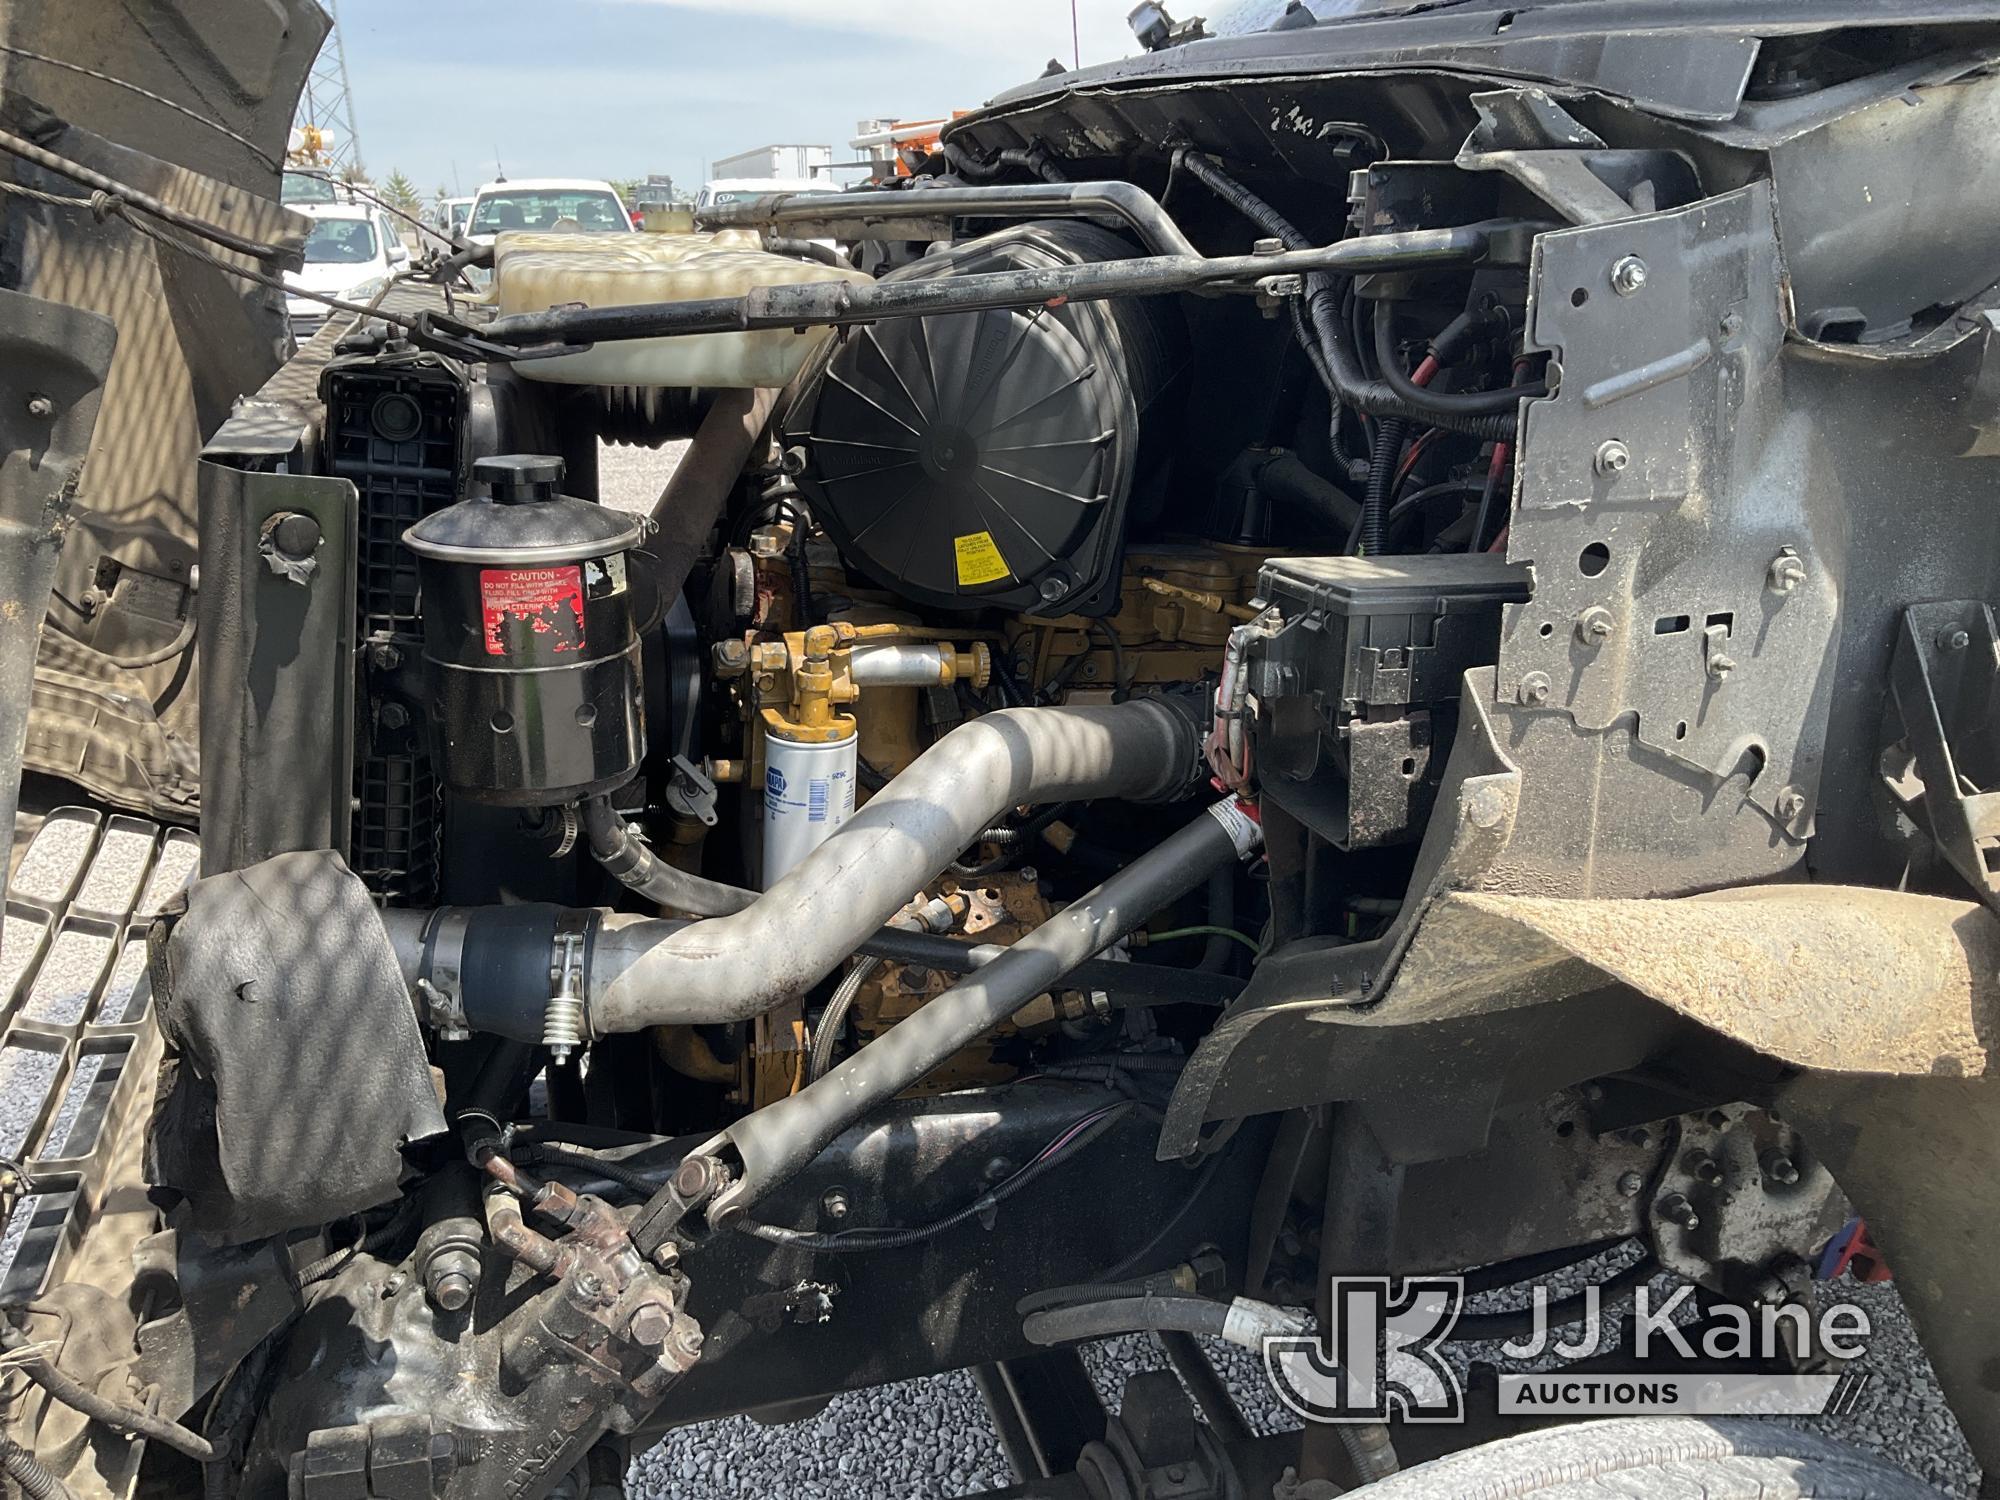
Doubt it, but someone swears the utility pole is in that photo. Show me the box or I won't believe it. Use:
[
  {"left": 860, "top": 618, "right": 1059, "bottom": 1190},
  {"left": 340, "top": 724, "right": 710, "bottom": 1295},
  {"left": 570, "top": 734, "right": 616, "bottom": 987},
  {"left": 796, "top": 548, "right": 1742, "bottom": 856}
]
[{"left": 293, "top": 0, "right": 364, "bottom": 175}]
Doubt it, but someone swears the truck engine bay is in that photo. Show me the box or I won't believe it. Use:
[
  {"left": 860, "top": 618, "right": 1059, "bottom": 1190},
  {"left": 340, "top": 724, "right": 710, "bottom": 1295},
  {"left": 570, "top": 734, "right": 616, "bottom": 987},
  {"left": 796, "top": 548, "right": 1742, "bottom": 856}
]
[{"left": 7, "top": 3, "right": 2000, "bottom": 1497}]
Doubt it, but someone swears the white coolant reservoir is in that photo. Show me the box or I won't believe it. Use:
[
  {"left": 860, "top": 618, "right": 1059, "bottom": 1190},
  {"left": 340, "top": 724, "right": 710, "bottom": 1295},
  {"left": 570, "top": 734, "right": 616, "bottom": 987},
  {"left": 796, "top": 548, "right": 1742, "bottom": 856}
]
[
  {"left": 493, "top": 230, "right": 872, "bottom": 388},
  {"left": 761, "top": 718, "right": 858, "bottom": 886}
]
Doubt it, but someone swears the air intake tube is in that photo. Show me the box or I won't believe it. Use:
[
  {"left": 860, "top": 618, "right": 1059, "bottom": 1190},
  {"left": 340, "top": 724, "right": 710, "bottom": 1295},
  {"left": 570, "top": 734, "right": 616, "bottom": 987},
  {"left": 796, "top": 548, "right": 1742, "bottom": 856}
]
[{"left": 387, "top": 698, "right": 1204, "bottom": 1039}]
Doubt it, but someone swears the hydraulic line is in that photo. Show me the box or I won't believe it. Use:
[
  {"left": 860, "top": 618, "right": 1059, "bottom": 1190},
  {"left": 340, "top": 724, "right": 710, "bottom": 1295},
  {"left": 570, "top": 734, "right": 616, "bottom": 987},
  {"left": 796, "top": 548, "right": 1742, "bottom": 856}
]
[
  {"left": 1178, "top": 153, "right": 1520, "bottom": 441},
  {"left": 1443, "top": 1253, "right": 1662, "bottom": 1343},
  {"left": 700, "top": 798, "right": 1262, "bottom": 1219},
  {"left": 1022, "top": 1290, "right": 1306, "bottom": 1350}
]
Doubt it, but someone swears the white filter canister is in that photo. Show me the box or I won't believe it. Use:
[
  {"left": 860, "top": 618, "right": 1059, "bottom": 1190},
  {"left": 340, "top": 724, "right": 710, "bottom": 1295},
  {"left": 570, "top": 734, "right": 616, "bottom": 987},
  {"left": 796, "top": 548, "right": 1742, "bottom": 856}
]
[{"left": 762, "top": 728, "right": 859, "bottom": 885}]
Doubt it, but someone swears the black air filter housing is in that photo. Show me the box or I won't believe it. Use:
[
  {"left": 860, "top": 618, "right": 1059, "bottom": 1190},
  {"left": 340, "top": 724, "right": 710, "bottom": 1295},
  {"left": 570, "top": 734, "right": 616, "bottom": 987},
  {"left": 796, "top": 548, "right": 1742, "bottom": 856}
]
[{"left": 787, "top": 222, "right": 1187, "bottom": 616}]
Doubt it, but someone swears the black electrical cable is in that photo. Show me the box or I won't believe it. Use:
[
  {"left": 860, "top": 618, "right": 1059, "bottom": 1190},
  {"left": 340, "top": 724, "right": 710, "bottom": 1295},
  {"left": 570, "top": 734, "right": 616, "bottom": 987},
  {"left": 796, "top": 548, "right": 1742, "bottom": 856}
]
[
  {"left": 0, "top": 1435, "right": 72, "bottom": 1500},
  {"left": 1358, "top": 417, "right": 1406, "bottom": 556},
  {"left": 733, "top": 1100, "right": 1139, "bottom": 1253},
  {"left": 1373, "top": 301, "right": 1544, "bottom": 417},
  {"left": 1177, "top": 154, "right": 1518, "bottom": 442},
  {"left": 1089, "top": 620, "right": 1130, "bottom": 702},
  {"left": 291, "top": 1198, "right": 421, "bottom": 1288},
  {"left": 1382, "top": 479, "right": 1488, "bottom": 543},
  {"left": 528, "top": 1142, "right": 660, "bottom": 1195},
  {"left": 0, "top": 1320, "right": 215, "bottom": 1461},
  {"left": 1443, "top": 1253, "right": 1661, "bottom": 1343},
  {"left": 1468, "top": 446, "right": 1509, "bottom": 555}
]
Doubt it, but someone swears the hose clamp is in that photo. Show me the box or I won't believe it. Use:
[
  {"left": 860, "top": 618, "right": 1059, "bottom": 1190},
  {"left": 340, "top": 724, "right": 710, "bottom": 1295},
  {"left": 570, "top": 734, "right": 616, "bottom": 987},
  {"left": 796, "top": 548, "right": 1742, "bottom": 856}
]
[{"left": 417, "top": 908, "right": 474, "bottom": 1041}]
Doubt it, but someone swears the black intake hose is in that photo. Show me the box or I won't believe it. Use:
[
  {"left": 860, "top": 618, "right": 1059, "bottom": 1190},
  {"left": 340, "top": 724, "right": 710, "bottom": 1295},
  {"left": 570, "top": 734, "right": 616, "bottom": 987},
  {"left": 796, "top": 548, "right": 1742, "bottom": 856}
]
[
  {"left": 1178, "top": 154, "right": 1520, "bottom": 442},
  {"left": 702, "top": 799, "right": 1263, "bottom": 1219}
]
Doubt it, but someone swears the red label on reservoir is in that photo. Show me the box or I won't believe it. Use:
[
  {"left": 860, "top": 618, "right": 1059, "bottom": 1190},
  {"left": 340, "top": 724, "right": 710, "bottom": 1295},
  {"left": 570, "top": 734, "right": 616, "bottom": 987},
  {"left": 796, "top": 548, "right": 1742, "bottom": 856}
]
[{"left": 480, "top": 566, "right": 586, "bottom": 656}]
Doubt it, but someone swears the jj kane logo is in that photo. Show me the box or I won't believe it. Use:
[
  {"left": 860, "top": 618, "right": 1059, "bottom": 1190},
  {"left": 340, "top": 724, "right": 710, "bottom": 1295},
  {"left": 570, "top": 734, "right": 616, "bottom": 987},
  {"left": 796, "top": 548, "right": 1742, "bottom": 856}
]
[{"left": 1264, "top": 1277, "right": 1874, "bottom": 1424}]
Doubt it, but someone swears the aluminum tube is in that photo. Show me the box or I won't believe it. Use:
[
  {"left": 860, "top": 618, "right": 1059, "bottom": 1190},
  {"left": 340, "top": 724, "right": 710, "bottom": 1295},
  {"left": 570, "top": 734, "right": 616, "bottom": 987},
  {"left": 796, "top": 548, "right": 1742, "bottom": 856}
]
[
  {"left": 849, "top": 642, "right": 954, "bottom": 688},
  {"left": 705, "top": 799, "right": 1261, "bottom": 1216},
  {"left": 700, "top": 180, "right": 1200, "bottom": 258},
  {"left": 587, "top": 699, "right": 1198, "bottom": 1034}
]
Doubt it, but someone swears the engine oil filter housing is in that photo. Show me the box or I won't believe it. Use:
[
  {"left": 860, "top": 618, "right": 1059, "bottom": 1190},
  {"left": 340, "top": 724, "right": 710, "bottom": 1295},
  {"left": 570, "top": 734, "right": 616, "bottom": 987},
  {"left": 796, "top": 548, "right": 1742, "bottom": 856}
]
[{"left": 404, "top": 454, "right": 647, "bottom": 806}]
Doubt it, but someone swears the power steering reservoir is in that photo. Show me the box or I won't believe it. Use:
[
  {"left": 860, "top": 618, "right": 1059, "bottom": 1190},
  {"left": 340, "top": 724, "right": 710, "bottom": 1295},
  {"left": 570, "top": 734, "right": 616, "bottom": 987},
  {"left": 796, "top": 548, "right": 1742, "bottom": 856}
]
[{"left": 404, "top": 454, "right": 647, "bottom": 806}]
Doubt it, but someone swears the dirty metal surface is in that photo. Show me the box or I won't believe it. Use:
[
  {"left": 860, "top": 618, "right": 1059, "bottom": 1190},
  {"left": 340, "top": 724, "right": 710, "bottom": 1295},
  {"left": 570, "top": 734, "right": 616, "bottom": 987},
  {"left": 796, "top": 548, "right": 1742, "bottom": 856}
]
[
  {"left": 1395, "top": 884, "right": 2000, "bottom": 1078},
  {"left": 1501, "top": 182, "right": 1838, "bottom": 841}
]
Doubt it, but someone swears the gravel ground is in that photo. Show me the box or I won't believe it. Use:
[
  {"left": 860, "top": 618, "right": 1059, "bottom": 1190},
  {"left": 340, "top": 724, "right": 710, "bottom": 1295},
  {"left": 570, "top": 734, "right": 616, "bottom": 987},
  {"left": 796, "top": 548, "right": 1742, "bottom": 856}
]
[
  {"left": 0, "top": 1040, "right": 64, "bottom": 1157},
  {"left": 21, "top": 925, "right": 113, "bottom": 1026},
  {"left": 10, "top": 811, "right": 96, "bottom": 907},
  {"left": 0, "top": 905, "right": 49, "bottom": 1011},
  {"left": 629, "top": 1274, "right": 1978, "bottom": 1499},
  {"left": 72, "top": 820, "right": 156, "bottom": 917},
  {"left": 95, "top": 936, "right": 151, "bottom": 1025},
  {"left": 134, "top": 831, "right": 199, "bottom": 917}
]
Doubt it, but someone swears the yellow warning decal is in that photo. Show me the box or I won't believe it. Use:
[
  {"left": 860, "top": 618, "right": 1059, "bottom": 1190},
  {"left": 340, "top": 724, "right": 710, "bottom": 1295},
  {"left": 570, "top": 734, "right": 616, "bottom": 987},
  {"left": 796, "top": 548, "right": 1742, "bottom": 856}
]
[{"left": 953, "top": 530, "right": 1011, "bottom": 587}]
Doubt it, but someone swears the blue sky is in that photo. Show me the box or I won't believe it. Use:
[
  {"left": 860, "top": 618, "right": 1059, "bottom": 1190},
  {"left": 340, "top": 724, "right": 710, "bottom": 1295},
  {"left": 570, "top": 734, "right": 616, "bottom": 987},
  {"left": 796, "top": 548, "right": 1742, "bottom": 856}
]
[{"left": 334, "top": 0, "right": 1147, "bottom": 199}]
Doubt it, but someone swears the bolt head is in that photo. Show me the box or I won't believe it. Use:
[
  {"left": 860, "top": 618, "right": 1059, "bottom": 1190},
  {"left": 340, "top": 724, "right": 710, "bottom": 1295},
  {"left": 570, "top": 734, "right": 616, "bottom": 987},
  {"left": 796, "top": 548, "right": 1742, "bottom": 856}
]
[
  {"left": 1594, "top": 440, "right": 1631, "bottom": 476},
  {"left": 627, "top": 1303, "right": 675, "bottom": 1349},
  {"left": 674, "top": 1326, "right": 705, "bottom": 1357},
  {"left": 1706, "top": 652, "right": 1737, "bottom": 681},
  {"left": 1762, "top": 1151, "right": 1801, "bottom": 1187},
  {"left": 1252, "top": 237, "right": 1285, "bottom": 257},
  {"left": 820, "top": 1188, "right": 850, "bottom": 1222},
  {"left": 1691, "top": 1155, "right": 1725, "bottom": 1187},
  {"left": 1658, "top": 1194, "right": 1701, "bottom": 1230},
  {"left": 1939, "top": 626, "right": 1972, "bottom": 653},
  {"left": 1517, "top": 671, "right": 1553, "bottom": 706},
  {"left": 24, "top": 394, "right": 54, "bottom": 419},
  {"left": 1611, "top": 256, "right": 1649, "bottom": 295},
  {"left": 1575, "top": 607, "right": 1615, "bottom": 644},
  {"left": 1774, "top": 786, "right": 1807, "bottom": 822},
  {"left": 1617, "top": 1170, "right": 1645, "bottom": 1198},
  {"left": 271, "top": 512, "right": 322, "bottom": 560},
  {"left": 1767, "top": 551, "right": 1806, "bottom": 596},
  {"left": 1038, "top": 575, "right": 1068, "bottom": 603}
]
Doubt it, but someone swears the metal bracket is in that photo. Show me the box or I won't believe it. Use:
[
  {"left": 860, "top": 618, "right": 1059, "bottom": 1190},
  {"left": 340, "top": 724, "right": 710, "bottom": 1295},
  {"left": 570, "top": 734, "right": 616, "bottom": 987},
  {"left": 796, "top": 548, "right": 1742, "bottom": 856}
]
[{"left": 1885, "top": 601, "right": 2000, "bottom": 914}]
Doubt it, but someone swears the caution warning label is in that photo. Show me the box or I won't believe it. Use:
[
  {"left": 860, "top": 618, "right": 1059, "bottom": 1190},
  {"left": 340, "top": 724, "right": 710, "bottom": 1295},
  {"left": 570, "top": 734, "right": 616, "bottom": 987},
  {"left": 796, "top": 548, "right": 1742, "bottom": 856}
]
[
  {"left": 480, "top": 566, "right": 586, "bottom": 656},
  {"left": 953, "top": 530, "right": 1011, "bottom": 588}
]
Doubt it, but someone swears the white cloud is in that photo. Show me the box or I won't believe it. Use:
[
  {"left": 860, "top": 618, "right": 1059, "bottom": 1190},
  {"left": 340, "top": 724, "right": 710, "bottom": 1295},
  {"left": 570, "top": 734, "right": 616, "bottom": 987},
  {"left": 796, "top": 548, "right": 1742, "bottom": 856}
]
[{"left": 610, "top": 0, "right": 1141, "bottom": 65}]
